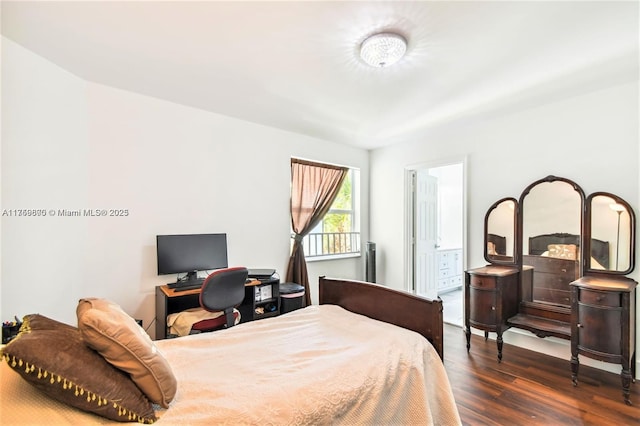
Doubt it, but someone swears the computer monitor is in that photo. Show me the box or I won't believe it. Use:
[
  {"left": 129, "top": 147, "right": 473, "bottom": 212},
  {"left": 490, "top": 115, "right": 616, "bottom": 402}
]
[{"left": 156, "top": 233, "right": 228, "bottom": 286}]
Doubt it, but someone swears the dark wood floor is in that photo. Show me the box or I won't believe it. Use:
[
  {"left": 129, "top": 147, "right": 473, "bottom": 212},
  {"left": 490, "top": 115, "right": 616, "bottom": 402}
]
[{"left": 443, "top": 324, "right": 640, "bottom": 425}]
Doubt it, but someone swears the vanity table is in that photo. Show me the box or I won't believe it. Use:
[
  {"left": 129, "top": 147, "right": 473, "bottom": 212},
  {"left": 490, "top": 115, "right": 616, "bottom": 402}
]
[{"left": 466, "top": 175, "right": 637, "bottom": 404}]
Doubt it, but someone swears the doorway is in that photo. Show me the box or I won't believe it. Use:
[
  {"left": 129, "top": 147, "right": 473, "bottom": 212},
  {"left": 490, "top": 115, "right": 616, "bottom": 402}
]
[{"left": 405, "top": 160, "right": 465, "bottom": 326}]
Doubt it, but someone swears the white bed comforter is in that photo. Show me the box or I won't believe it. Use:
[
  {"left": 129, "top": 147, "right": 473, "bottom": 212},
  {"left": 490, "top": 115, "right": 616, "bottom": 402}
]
[{"left": 1, "top": 305, "right": 461, "bottom": 425}]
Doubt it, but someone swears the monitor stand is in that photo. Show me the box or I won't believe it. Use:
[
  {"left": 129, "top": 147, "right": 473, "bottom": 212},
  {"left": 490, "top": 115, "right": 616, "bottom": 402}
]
[{"left": 167, "top": 271, "right": 204, "bottom": 289}]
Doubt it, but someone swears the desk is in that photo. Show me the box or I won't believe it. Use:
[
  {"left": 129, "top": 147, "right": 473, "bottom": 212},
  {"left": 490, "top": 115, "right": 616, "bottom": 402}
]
[{"left": 155, "top": 278, "right": 280, "bottom": 340}]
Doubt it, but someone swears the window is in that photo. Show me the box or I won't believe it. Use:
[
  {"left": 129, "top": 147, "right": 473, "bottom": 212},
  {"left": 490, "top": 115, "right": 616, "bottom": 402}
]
[{"left": 303, "top": 168, "right": 360, "bottom": 259}]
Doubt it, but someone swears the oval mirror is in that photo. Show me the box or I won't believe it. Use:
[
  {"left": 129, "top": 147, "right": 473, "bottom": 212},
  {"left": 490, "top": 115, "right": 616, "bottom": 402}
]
[
  {"left": 520, "top": 176, "right": 584, "bottom": 307},
  {"left": 484, "top": 197, "right": 517, "bottom": 264},
  {"left": 585, "top": 192, "right": 635, "bottom": 274}
]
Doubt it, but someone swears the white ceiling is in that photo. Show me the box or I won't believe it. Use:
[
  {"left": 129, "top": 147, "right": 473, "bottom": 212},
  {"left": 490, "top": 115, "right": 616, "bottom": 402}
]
[{"left": 2, "top": 1, "right": 638, "bottom": 150}]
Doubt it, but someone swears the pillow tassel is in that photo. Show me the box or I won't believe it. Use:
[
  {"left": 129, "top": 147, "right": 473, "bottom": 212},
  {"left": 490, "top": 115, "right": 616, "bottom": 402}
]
[
  {"left": 52, "top": 374, "right": 154, "bottom": 423},
  {"left": 7, "top": 355, "right": 156, "bottom": 423}
]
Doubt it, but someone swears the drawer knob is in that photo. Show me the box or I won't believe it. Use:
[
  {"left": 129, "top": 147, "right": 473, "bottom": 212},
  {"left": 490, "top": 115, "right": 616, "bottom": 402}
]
[
  {"left": 491, "top": 306, "right": 496, "bottom": 311},
  {"left": 596, "top": 295, "right": 604, "bottom": 302},
  {"left": 577, "top": 323, "right": 583, "bottom": 328}
]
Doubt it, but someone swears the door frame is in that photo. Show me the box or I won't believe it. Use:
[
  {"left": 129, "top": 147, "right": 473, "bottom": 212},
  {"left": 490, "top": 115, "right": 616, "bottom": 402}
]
[{"left": 404, "top": 156, "right": 468, "bottom": 295}]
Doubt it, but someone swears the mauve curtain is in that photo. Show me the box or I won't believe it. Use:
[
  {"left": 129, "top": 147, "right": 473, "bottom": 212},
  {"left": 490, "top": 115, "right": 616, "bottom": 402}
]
[{"left": 286, "top": 158, "right": 348, "bottom": 306}]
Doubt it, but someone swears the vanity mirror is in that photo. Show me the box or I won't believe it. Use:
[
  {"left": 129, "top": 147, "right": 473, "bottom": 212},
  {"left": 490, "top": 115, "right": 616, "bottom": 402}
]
[
  {"left": 484, "top": 197, "right": 517, "bottom": 264},
  {"left": 585, "top": 192, "right": 635, "bottom": 274},
  {"left": 519, "top": 176, "right": 584, "bottom": 318}
]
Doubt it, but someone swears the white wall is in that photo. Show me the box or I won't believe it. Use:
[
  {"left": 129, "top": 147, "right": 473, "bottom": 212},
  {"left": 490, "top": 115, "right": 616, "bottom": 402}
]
[
  {"left": 370, "top": 80, "right": 639, "bottom": 374},
  {"left": 1, "top": 39, "right": 369, "bottom": 338},
  {"left": 1, "top": 38, "right": 89, "bottom": 327}
]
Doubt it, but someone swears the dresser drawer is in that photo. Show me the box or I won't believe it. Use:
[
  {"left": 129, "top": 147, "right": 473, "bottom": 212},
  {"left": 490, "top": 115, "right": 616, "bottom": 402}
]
[
  {"left": 470, "top": 275, "right": 497, "bottom": 289},
  {"left": 579, "top": 289, "right": 620, "bottom": 308}
]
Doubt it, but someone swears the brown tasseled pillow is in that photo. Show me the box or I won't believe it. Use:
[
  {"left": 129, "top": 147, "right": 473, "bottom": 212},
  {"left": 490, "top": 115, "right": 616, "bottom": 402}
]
[{"left": 1, "top": 314, "right": 157, "bottom": 423}]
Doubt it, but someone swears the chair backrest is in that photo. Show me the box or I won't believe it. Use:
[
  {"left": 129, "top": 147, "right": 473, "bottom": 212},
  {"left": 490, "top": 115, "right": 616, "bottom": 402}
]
[{"left": 199, "top": 267, "right": 248, "bottom": 328}]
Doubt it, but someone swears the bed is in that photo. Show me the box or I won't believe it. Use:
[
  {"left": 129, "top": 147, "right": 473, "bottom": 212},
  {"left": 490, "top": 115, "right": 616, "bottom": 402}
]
[
  {"left": 527, "top": 232, "right": 609, "bottom": 269},
  {"left": 487, "top": 233, "right": 515, "bottom": 262},
  {"left": 487, "top": 233, "right": 507, "bottom": 256},
  {"left": 0, "top": 277, "right": 460, "bottom": 425}
]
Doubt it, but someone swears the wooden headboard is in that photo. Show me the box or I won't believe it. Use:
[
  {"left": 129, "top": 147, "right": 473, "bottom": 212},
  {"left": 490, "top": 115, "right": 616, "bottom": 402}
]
[
  {"left": 589, "top": 238, "right": 610, "bottom": 269},
  {"left": 528, "top": 233, "right": 609, "bottom": 269},
  {"left": 488, "top": 233, "right": 507, "bottom": 255}
]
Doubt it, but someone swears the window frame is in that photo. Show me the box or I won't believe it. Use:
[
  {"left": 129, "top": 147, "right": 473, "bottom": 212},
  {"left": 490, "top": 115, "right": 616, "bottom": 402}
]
[{"left": 303, "top": 167, "right": 361, "bottom": 261}]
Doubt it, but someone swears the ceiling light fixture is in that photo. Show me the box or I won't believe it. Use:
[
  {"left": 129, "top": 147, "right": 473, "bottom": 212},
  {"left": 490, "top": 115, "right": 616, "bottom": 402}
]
[{"left": 360, "top": 32, "right": 407, "bottom": 68}]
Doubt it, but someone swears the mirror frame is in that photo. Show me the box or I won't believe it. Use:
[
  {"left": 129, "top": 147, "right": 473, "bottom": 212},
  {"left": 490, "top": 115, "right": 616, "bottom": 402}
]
[
  {"left": 517, "top": 175, "right": 585, "bottom": 276},
  {"left": 484, "top": 197, "right": 518, "bottom": 265},
  {"left": 584, "top": 191, "right": 636, "bottom": 276}
]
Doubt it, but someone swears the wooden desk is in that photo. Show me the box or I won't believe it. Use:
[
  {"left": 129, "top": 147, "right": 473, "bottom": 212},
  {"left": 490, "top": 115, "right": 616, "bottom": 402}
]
[
  {"left": 155, "top": 278, "right": 280, "bottom": 340},
  {"left": 158, "top": 279, "right": 260, "bottom": 298}
]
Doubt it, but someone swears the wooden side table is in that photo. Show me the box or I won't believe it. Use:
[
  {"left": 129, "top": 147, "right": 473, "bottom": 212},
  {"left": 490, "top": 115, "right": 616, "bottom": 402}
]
[
  {"left": 465, "top": 265, "right": 519, "bottom": 361},
  {"left": 570, "top": 275, "right": 637, "bottom": 405}
]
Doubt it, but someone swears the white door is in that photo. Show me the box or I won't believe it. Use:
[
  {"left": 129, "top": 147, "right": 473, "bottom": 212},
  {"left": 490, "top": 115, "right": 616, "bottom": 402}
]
[{"left": 415, "top": 171, "right": 439, "bottom": 299}]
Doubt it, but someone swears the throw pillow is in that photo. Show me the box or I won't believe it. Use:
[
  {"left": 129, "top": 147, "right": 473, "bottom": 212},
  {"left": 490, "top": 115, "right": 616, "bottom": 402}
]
[
  {"left": 1, "top": 314, "right": 156, "bottom": 423},
  {"left": 547, "top": 243, "right": 577, "bottom": 260},
  {"left": 77, "top": 298, "right": 177, "bottom": 408}
]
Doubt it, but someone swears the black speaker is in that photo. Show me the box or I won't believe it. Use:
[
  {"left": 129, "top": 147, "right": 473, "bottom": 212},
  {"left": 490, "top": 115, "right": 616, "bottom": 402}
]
[{"left": 366, "top": 241, "right": 376, "bottom": 283}]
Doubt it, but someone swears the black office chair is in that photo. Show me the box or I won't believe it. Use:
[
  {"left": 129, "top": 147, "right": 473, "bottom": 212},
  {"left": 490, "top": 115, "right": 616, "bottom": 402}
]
[{"left": 193, "top": 266, "right": 248, "bottom": 332}]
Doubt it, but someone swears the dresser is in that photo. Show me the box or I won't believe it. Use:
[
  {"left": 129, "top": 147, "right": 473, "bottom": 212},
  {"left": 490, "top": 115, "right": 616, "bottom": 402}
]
[
  {"left": 155, "top": 278, "right": 280, "bottom": 339},
  {"left": 464, "top": 265, "right": 519, "bottom": 361},
  {"left": 477, "top": 176, "right": 637, "bottom": 405},
  {"left": 438, "top": 248, "right": 463, "bottom": 293},
  {"left": 570, "top": 275, "right": 637, "bottom": 405}
]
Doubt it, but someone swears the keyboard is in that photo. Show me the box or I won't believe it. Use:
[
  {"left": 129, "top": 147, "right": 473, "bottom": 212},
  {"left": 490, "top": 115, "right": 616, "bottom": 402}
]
[{"left": 172, "top": 283, "right": 203, "bottom": 292}]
